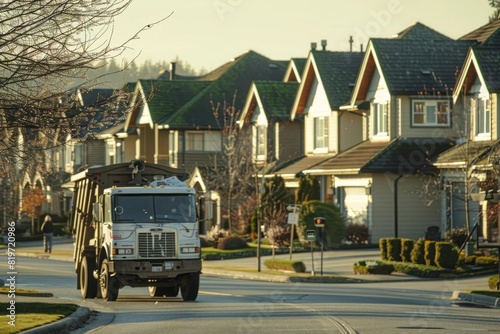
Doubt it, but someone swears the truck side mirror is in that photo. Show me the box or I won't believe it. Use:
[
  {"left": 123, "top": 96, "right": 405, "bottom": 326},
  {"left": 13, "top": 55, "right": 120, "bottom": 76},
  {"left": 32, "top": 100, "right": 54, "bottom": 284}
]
[{"left": 92, "top": 202, "right": 101, "bottom": 222}]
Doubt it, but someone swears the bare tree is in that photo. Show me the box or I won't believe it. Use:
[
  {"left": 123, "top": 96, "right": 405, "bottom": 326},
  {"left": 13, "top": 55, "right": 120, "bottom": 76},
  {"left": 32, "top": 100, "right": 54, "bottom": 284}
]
[
  {"left": 0, "top": 0, "right": 170, "bottom": 166},
  {"left": 204, "top": 91, "right": 257, "bottom": 231}
]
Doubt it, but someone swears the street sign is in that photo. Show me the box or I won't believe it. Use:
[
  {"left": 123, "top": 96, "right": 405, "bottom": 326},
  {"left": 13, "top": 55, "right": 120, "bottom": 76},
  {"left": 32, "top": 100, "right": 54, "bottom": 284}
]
[
  {"left": 306, "top": 230, "right": 316, "bottom": 242},
  {"left": 287, "top": 213, "right": 299, "bottom": 225}
]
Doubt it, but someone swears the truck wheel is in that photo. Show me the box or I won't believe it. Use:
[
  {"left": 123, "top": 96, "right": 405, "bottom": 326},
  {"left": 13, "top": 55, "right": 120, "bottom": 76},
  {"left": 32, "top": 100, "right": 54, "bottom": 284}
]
[
  {"left": 180, "top": 273, "right": 199, "bottom": 301},
  {"left": 99, "top": 259, "right": 119, "bottom": 301},
  {"left": 80, "top": 256, "right": 97, "bottom": 299},
  {"left": 149, "top": 286, "right": 179, "bottom": 297}
]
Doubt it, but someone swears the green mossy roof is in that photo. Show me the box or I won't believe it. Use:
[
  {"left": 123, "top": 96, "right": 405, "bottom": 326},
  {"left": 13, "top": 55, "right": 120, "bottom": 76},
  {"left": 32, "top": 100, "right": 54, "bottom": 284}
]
[
  {"left": 311, "top": 51, "right": 364, "bottom": 109},
  {"left": 157, "top": 50, "right": 286, "bottom": 129},
  {"left": 371, "top": 38, "right": 475, "bottom": 95},
  {"left": 253, "top": 81, "right": 298, "bottom": 119}
]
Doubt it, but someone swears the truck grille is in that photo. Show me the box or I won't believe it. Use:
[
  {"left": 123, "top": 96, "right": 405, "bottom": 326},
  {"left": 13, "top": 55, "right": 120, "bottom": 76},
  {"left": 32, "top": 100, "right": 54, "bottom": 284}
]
[{"left": 138, "top": 232, "right": 176, "bottom": 258}]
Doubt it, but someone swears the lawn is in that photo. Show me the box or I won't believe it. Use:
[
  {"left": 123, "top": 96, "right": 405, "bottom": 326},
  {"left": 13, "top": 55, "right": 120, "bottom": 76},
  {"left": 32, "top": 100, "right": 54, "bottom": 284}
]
[{"left": 0, "top": 302, "right": 78, "bottom": 334}]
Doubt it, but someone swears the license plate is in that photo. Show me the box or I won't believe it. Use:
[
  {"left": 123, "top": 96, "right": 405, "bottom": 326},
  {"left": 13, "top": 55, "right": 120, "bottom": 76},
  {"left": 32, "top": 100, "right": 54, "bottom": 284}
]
[{"left": 152, "top": 266, "right": 163, "bottom": 272}]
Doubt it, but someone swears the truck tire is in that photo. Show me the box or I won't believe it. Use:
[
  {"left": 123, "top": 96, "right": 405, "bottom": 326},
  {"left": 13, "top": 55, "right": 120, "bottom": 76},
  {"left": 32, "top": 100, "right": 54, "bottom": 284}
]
[
  {"left": 149, "top": 285, "right": 179, "bottom": 297},
  {"left": 99, "top": 258, "right": 119, "bottom": 301},
  {"left": 80, "top": 256, "right": 97, "bottom": 299},
  {"left": 180, "top": 273, "right": 199, "bottom": 301}
]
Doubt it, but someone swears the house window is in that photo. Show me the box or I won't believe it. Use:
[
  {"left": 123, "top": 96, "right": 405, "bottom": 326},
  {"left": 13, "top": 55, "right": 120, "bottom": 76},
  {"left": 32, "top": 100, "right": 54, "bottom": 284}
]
[
  {"left": 373, "top": 103, "right": 388, "bottom": 135},
  {"left": 168, "top": 131, "right": 178, "bottom": 167},
  {"left": 314, "top": 117, "right": 329, "bottom": 150},
  {"left": 412, "top": 100, "right": 449, "bottom": 126},
  {"left": 186, "top": 131, "right": 221, "bottom": 152},
  {"left": 256, "top": 125, "right": 266, "bottom": 159},
  {"left": 476, "top": 98, "right": 491, "bottom": 136}
]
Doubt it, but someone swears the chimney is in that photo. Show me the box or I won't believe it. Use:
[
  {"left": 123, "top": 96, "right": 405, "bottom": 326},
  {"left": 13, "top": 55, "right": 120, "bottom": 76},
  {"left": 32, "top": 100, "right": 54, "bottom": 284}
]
[
  {"left": 349, "top": 36, "right": 354, "bottom": 52},
  {"left": 360, "top": 44, "right": 364, "bottom": 53},
  {"left": 169, "top": 62, "right": 176, "bottom": 80},
  {"left": 311, "top": 42, "right": 317, "bottom": 51},
  {"left": 321, "top": 39, "right": 327, "bottom": 51}
]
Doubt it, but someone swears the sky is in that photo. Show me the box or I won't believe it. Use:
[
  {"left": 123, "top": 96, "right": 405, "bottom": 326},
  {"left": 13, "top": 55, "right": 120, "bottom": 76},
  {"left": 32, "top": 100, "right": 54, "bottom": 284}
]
[{"left": 111, "top": 0, "right": 495, "bottom": 73}]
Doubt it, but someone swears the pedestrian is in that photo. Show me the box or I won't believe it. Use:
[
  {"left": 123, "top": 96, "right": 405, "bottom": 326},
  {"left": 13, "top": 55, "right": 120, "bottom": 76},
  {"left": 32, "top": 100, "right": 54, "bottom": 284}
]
[{"left": 41, "top": 215, "right": 54, "bottom": 253}]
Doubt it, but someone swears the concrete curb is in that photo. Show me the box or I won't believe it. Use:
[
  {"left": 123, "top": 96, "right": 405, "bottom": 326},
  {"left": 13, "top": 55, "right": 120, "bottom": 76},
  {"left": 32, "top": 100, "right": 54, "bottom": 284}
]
[
  {"left": 21, "top": 306, "right": 91, "bottom": 333},
  {"left": 452, "top": 291, "right": 500, "bottom": 308}
]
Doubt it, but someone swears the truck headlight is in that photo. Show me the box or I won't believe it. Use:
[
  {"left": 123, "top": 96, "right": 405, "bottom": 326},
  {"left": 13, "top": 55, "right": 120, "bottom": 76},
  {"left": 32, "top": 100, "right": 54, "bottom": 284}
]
[
  {"left": 113, "top": 248, "right": 134, "bottom": 255},
  {"left": 181, "top": 247, "right": 200, "bottom": 254}
]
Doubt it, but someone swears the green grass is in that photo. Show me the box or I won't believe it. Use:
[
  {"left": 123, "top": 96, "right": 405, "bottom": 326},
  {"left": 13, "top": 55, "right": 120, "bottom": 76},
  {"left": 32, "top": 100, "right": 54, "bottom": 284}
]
[
  {"left": 467, "top": 290, "right": 500, "bottom": 298},
  {"left": 0, "top": 302, "right": 78, "bottom": 334}
]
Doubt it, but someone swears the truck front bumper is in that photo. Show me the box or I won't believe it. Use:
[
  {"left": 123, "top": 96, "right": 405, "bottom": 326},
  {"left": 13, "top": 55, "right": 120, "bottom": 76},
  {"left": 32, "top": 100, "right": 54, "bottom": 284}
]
[{"left": 110, "top": 259, "right": 201, "bottom": 282}]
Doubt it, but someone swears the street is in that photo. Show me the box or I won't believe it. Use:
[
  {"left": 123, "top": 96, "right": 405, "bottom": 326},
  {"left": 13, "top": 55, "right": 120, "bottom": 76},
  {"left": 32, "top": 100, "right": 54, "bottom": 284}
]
[{"left": 1, "top": 252, "right": 499, "bottom": 333}]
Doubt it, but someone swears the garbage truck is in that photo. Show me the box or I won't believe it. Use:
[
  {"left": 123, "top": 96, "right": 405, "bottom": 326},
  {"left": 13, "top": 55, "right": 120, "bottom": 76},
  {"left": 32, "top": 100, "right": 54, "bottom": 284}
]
[{"left": 70, "top": 160, "right": 205, "bottom": 301}]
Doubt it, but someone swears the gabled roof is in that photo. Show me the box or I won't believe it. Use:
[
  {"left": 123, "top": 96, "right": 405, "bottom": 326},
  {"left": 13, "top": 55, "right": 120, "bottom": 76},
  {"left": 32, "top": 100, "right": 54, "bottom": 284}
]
[
  {"left": 453, "top": 21, "right": 500, "bottom": 101},
  {"left": 394, "top": 22, "right": 452, "bottom": 41},
  {"left": 304, "top": 140, "right": 389, "bottom": 174},
  {"left": 240, "top": 81, "right": 298, "bottom": 126},
  {"left": 78, "top": 88, "right": 114, "bottom": 106},
  {"left": 434, "top": 140, "right": 500, "bottom": 169},
  {"left": 272, "top": 155, "right": 332, "bottom": 178},
  {"left": 308, "top": 138, "right": 454, "bottom": 175},
  {"left": 291, "top": 50, "right": 363, "bottom": 118},
  {"left": 360, "top": 137, "right": 454, "bottom": 174},
  {"left": 459, "top": 17, "right": 500, "bottom": 43},
  {"left": 349, "top": 38, "right": 475, "bottom": 104},
  {"left": 472, "top": 47, "right": 500, "bottom": 92},
  {"left": 283, "top": 58, "right": 307, "bottom": 83},
  {"left": 159, "top": 50, "right": 286, "bottom": 130},
  {"left": 132, "top": 79, "right": 212, "bottom": 127}
]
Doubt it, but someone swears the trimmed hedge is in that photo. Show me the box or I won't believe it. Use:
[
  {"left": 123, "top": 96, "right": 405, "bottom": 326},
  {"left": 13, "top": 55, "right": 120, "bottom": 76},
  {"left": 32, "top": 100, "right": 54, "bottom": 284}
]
[
  {"left": 434, "top": 242, "right": 459, "bottom": 269},
  {"left": 424, "top": 241, "right": 436, "bottom": 267},
  {"left": 353, "top": 260, "right": 394, "bottom": 275},
  {"left": 217, "top": 236, "right": 249, "bottom": 250},
  {"left": 379, "top": 238, "right": 388, "bottom": 260},
  {"left": 264, "top": 259, "right": 306, "bottom": 273},
  {"left": 488, "top": 274, "right": 499, "bottom": 290},
  {"left": 386, "top": 238, "right": 402, "bottom": 262},
  {"left": 401, "top": 239, "right": 414, "bottom": 263},
  {"left": 411, "top": 238, "right": 425, "bottom": 265},
  {"left": 475, "top": 256, "right": 499, "bottom": 267}
]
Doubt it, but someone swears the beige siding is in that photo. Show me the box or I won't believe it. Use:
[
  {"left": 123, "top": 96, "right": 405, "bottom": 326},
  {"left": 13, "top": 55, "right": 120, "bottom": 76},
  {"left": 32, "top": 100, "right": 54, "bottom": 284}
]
[
  {"left": 371, "top": 174, "right": 442, "bottom": 242},
  {"left": 339, "top": 111, "right": 362, "bottom": 151},
  {"left": 156, "top": 128, "right": 169, "bottom": 164},
  {"left": 370, "top": 174, "right": 394, "bottom": 241},
  {"left": 493, "top": 94, "right": 498, "bottom": 140},
  {"left": 182, "top": 152, "right": 221, "bottom": 171},
  {"left": 277, "top": 121, "right": 303, "bottom": 161},
  {"left": 122, "top": 136, "right": 136, "bottom": 162},
  {"left": 86, "top": 140, "right": 105, "bottom": 166}
]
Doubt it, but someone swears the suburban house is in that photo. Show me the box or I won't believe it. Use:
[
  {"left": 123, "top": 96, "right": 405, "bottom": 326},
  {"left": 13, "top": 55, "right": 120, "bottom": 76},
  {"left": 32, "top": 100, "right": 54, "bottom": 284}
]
[
  {"left": 270, "top": 47, "right": 365, "bottom": 197},
  {"left": 304, "top": 23, "right": 475, "bottom": 242},
  {"left": 238, "top": 80, "right": 300, "bottom": 172},
  {"left": 119, "top": 50, "right": 287, "bottom": 228},
  {"left": 434, "top": 18, "right": 500, "bottom": 245},
  {"left": 123, "top": 50, "right": 286, "bottom": 171}
]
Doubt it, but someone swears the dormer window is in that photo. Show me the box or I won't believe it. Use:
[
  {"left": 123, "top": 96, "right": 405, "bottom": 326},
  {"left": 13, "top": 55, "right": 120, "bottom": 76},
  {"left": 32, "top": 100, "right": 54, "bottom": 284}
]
[
  {"left": 373, "top": 102, "right": 388, "bottom": 135},
  {"left": 475, "top": 98, "right": 491, "bottom": 137},
  {"left": 314, "top": 116, "right": 329, "bottom": 152},
  {"left": 253, "top": 125, "right": 266, "bottom": 162},
  {"left": 412, "top": 99, "right": 449, "bottom": 127}
]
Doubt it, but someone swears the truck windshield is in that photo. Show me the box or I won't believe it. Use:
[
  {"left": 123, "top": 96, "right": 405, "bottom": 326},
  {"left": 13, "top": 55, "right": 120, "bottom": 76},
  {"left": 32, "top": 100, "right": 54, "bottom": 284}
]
[{"left": 113, "top": 194, "right": 196, "bottom": 223}]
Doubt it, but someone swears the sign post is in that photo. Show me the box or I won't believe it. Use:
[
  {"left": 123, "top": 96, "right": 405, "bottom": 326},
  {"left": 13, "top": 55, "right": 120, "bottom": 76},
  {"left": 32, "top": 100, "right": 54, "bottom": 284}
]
[
  {"left": 314, "top": 217, "right": 325, "bottom": 276},
  {"left": 306, "top": 230, "right": 316, "bottom": 276},
  {"left": 287, "top": 204, "right": 300, "bottom": 260}
]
